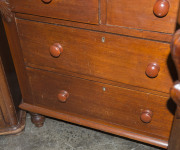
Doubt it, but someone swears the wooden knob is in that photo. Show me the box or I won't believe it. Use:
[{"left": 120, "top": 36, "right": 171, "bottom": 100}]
[
  {"left": 41, "top": 0, "right": 52, "bottom": 4},
  {"left": 49, "top": 43, "right": 63, "bottom": 58},
  {"left": 145, "top": 63, "right": 160, "bottom": 78},
  {"left": 57, "top": 90, "right": 69, "bottom": 102},
  {"left": 153, "top": 0, "right": 170, "bottom": 17},
  {"left": 140, "top": 110, "right": 153, "bottom": 123}
]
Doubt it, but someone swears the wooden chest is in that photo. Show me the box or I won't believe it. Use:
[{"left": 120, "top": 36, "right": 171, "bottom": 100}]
[{"left": 1, "top": 0, "right": 180, "bottom": 148}]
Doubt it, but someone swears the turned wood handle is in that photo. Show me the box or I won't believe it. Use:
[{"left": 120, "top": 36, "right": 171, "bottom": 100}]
[
  {"left": 41, "top": 0, "right": 52, "bottom": 3},
  {"left": 140, "top": 110, "right": 153, "bottom": 123},
  {"left": 153, "top": 0, "right": 170, "bottom": 17},
  {"left": 145, "top": 63, "right": 160, "bottom": 78},
  {"left": 49, "top": 43, "right": 63, "bottom": 58},
  {"left": 57, "top": 90, "right": 69, "bottom": 102},
  {"left": 170, "top": 29, "right": 180, "bottom": 119}
]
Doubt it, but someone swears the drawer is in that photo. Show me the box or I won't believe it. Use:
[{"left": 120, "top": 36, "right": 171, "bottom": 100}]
[
  {"left": 10, "top": 0, "right": 99, "bottom": 24},
  {"left": 17, "top": 19, "right": 174, "bottom": 93},
  {"left": 106, "top": 0, "right": 179, "bottom": 33},
  {"left": 27, "top": 67, "right": 174, "bottom": 141}
]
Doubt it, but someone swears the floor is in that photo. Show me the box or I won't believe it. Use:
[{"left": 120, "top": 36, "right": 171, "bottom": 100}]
[{"left": 0, "top": 114, "right": 163, "bottom": 150}]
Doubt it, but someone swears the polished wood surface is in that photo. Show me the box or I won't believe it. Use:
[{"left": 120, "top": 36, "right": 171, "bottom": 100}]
[
  {"left": 140, "top": 110, "right": 153, "bottom": 123},
  {"left": 20, "top": 102, "right": 169, "bottom": 148},
  {"left": 2, "top": 0, "right": 180, "bottom": 148},
  {"left": 170, "top": 29, "right": 180, "bottom": 118},
  {"left": 168, "top": 29, "right": 180, "bottom": 150},
  {"left": 15, "top": 12, "right": 173, "bottom": 43},
  {"left": 49, "top": 43, "right": 63, "bottom": 58},
  {"left": 153, "top": 0, "right": 170, "bottom": 17},
  {"left": 17, "top": 19, "right": 174, "bottom": 94},
  {"left": 0, "top": 16, "right": 25, "bottom": 135},
  {"left": 26, "top": 67, "right": 174, "bottom": 144},
  {"left": 9, "top": 0, "right": 99, "bottom": 24},
  {"left": 30, "top": 113, "right": 45, "bottom": 127},
  {"left": 106, "top": 0, "right": 179, "bottom": 33},
  {"left": 57, "top": 90, "right": 69, "bottom": 103},
  {"left": 145, "top": 63, "right": 160, "bottom": 78},
  {"left": 168, "top": 117, "right": 180, "bottom": 150}
]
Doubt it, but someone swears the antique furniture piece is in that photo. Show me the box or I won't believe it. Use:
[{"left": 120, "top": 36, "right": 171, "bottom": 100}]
[
  {"left": 1, "top": 0, "right": 180, "bottom": 148},
  {"left": 0, "top": 16, "right": 25, "bottom": 135}
]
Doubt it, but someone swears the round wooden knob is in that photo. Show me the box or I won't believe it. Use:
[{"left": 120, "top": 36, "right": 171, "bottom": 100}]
[
  {"left": 153, "top": 0, "right": 170, "bottom": 17},
  {"left": 41, "top": 0, "right": 52, "bottom": 4},
  {"left": 145, "top": 63, "right": 160, "bottom": 78},
  {"left": 57, "top": 90, "right": 69, "bottom": 102},
  {"left": 49, "top": 43, "right": 63, "bottom": 58},
  {"left": 140, "top": 110, "right": 153, "bottom": 123}
]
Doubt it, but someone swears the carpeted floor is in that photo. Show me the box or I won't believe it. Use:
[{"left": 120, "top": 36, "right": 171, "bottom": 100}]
[{"left": 0, "top": 114, "right": 163, "bottom": 150}]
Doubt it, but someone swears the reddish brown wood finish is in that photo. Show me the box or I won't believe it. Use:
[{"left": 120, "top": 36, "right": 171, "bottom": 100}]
[
  {"left": 30, "top": 113, "right": 45, "bottom": 127},
  {"left": 49, "top": 43, "right": 63, "bottom": 58},
  {"left": 16, "top": 19, "right": 173, "bottom": 94},
  {"left": 20, "top": 103, "right": 169, "bottom": 148},
  {"left": 2, "top": 0, "right": 180, "bottom": 148},
  {"left": 168, "top": 29, "right": 180, "bottom": 150},
  {"left": 170, "top": 29, "right": 180, "bottom": 119},
  {"left": 26, "top": 67, "right": 173, "bottom": 146},
  {"left": 58, "top": 90, "right": 69, "bottom": 103},
  {"left": 145, "top": 63, "right": 160, "bottom": 78},
  {"left": 106, "top": 0, "right": 178, "bottom": 33},
  {"left": 0, "top": 16, "right": 26, "bottom": 135},
  {"left": 2, "top": 15, "right": 33, "bottom": 105},
  {"left": 168, "top": 117, "right": 180, "bottom": 150},
  {"left": 170, "top": 81, "right": 180, "bottom": 118},
  {"left": 9, "top": 0, "right": 99, "bottom": 24},
  {"left": 0, "top": 0, "right": 12, "bottom": 22},
  {"left": 140, "top": 110, "right": 153, "bottom": 123},
  {"left": 15, "top": 13, "right": 173, "bottom": 43},
  {"left": 153, "top": 0, "right": 170, "bottom": 17}
]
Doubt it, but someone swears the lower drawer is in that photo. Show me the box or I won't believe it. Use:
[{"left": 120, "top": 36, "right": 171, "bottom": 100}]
[{"left": 26, "top": 67, "right": 174, "bottom": 147}]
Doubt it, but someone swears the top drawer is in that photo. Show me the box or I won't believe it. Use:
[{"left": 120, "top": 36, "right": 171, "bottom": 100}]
[
  {"left": 9, "top": 0, "right": 99, "bottom": 24},
  {"left": 107, "top": 0, "right": 179, "bottom": 33}
]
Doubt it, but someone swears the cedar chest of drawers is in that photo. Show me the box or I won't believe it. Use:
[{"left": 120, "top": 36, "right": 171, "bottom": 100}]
[{"left": 1, "top": 0, "right": 180, "bottom": 149}]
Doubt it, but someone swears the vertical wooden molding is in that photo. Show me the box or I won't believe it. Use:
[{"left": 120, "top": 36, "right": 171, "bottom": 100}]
[
  {"left": 168, "top": 29, "right": 180, "bottom": 150},
  {"left": 0, "top": 0, "right": 12, "bottom": 22},
  {"left": 170, "top": 29, "right": 180, "bottom": 119}
]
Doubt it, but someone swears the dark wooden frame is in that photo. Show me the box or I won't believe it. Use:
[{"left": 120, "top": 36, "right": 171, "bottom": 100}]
[{"left": 0, "top": 14, "right": 26, "bottom": 135}]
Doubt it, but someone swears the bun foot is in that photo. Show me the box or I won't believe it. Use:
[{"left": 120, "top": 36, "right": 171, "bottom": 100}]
[{"left": 30, "top": 113, "right": 45, "bottom": 127}]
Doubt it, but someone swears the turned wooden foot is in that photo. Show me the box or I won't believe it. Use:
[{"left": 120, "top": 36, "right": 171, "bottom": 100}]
[{"left": 30, "top": 113, "right": 45, "bottom": 127}]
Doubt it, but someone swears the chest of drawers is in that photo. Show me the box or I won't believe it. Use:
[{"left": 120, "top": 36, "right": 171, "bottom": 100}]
[{"left": 1, "top": 0, "right": 180, "bottom": 149}]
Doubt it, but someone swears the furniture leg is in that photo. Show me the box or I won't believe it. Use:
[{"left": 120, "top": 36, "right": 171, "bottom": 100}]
[{"left": 30, "top": 112, "right": 45, "bottom": 127}]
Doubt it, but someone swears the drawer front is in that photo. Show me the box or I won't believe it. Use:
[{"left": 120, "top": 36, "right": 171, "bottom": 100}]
[
  {"left": 17, "top": 19, "right": 174, "bottom": 93},
  {"left": 106, "top": 0, "right": 179, "bottom": 33},
  {"left": 27, "top": 67, "right": 174, "bottom": 139},
  {"left": 10, "top": 0, "right": 99, "bottom": 24}
]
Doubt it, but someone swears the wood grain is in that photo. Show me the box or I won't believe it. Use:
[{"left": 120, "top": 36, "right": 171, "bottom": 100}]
[
  {"left": 9, "top": 0, "right": 99, "bottom": 24},
  {"left": 16, "top": 19, "right": 175, "bottom": 94},
  {"left": 26, "top": 67, "right": 174, "bottom": 144},
  {"left": 15, "top": 13, "right": 173, "bottom": 43},
  {"left": 168, "top": 29, "right": 180, "bottom": 150},
  {"left": 0, "top": 16, "right": 26, "bottom": 134},
  {"left": 106, "top": 0, "right": 179, "bottom": 33}
]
